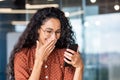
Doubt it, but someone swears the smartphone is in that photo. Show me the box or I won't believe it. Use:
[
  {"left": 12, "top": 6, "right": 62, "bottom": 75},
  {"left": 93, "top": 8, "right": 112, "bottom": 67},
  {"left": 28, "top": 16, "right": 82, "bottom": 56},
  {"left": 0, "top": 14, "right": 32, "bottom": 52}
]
[{"left": 64, "top": 44, "right": 78, "bottom": 67}]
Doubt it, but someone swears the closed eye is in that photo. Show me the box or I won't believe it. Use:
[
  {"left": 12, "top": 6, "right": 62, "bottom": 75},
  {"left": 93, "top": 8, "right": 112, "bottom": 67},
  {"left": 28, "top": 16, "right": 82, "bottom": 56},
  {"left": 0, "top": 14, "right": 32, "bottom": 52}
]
[
  {"left": 56, "top": 30, "right": 61, "bottom": 33},
  {"left": 46, "top": 30, "right": 52, "bottom": 33}
]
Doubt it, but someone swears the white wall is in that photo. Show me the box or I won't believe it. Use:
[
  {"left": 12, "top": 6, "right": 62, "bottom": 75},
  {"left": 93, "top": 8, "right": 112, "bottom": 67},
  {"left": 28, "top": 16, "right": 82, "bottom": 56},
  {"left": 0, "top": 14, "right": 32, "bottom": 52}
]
[{"left": 6, "top": 32, "right": 21, "bottom": 63}]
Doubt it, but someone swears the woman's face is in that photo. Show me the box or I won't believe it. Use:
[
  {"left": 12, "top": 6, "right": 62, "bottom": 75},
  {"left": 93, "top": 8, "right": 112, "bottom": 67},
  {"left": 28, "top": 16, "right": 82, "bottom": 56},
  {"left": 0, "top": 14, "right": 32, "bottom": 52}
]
[{"left": 38, "top": 18, "right": 61, "bottom": 45}]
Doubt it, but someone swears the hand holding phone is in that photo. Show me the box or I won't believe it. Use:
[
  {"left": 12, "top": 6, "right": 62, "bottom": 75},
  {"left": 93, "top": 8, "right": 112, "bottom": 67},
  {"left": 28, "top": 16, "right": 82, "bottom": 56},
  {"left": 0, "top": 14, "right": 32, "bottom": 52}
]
[{"left": 64, "top": 44, "right": 78, "bottom": 67}]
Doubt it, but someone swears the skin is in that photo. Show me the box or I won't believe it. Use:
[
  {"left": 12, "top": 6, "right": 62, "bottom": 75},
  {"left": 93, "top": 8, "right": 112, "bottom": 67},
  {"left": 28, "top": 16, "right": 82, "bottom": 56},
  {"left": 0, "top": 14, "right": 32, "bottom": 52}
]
[
  {"left": 28, "top": 18, "right": 84, "bottom": 80},
  {"left": 64, "top": 49, "right": 84, "bottom": 80}
]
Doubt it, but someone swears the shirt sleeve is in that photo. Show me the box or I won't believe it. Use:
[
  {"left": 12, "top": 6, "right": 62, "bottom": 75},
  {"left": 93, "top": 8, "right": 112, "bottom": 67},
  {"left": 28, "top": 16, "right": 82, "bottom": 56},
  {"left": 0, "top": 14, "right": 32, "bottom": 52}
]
[
  {"left": 14, "top": 52, "right": 30, "bottom": 80},
  {"left": 59, "top": 49, "right": 75, "bottom": 80},
  {"left": 64, "top": 67, "right": 75, "bottom": 80}
]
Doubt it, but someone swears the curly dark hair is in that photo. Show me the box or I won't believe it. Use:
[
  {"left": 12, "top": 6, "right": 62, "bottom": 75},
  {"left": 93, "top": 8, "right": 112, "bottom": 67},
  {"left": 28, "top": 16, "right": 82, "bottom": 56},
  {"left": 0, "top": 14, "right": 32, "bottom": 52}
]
[{"left": 7, "top": 7, "right": 76, "bottom": 80}]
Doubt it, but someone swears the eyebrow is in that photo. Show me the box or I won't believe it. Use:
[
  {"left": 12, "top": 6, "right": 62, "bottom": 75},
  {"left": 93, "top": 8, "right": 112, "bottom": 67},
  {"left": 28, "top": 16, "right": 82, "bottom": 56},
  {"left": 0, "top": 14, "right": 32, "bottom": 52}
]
[{"left": 45, "top": 28, "right": 61, "bottom": 31}]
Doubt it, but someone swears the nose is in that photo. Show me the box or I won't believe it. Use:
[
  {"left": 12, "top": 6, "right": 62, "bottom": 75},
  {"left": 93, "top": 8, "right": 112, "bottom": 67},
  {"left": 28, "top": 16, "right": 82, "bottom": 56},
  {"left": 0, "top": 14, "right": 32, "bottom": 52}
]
[{"left": 51, "top": 32, "right": 57, "bottom": 40}]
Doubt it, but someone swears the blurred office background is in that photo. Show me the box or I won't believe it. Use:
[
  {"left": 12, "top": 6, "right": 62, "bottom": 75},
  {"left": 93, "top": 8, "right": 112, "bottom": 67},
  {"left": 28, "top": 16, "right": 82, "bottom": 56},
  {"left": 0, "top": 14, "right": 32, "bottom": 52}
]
[{"left": 0, "top": 0, "right": 120, "bottom": 80}]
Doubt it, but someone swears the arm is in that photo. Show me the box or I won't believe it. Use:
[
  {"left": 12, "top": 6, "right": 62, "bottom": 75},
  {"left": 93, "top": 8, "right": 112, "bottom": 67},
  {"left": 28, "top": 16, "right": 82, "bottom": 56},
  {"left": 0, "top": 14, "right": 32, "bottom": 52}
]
[
  {"left": 28, "top": 59, "right": 43, "bottom": 80},
  {"left": 29, "top": 39, "right": 56, "bottom": 80},
  {"left": 14, "top": 36, "right": 56, "bottom": 80},
  {"left": 73, "top": 66, "right": 84, "bottom": 80},
  {"left": 14, "top": 50, "right": 44, "bottom": 80},
  {"left": 64, "top": 49, "right": 84, "bottom": 80}
]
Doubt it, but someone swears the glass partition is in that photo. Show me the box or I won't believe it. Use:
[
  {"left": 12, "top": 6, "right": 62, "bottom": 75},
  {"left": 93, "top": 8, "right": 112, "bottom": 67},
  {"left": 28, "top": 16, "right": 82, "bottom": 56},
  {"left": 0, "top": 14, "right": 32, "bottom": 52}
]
[{"left": 0, "top": 0, "right": 120, "bottom": 80}]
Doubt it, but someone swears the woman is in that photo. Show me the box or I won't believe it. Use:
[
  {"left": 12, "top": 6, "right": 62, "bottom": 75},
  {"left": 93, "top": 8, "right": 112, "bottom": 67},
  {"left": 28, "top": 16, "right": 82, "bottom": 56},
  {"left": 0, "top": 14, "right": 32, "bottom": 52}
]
[{"left": 7, "top": 7, "right": 84, "bottom": 80}]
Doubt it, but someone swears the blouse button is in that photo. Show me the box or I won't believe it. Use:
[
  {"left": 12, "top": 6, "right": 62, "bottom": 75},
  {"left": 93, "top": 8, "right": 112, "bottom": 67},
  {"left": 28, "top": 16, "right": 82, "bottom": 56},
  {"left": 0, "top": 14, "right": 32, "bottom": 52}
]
[
  {"left": 30, "top": 68, "right": 32, "bottom": 70},
  {"left": 45, "top": 76, "right": 48, "bottom": 79},
  {"left": 45, "top": 65, "right": 48, "bottom": 68},
  {"left": 61, "top": 65, "right": 63, "bottom": 68},
  {"left": 29, "top": 68, "right": 32, "bottom": 72}
]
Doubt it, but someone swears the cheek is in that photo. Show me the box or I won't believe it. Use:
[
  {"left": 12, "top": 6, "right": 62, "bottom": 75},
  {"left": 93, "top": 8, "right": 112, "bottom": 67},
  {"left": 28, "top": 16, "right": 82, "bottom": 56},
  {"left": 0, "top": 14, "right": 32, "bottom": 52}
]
[
  {"left": 39, "top": 33, "right": 46, "bottom": 44},
  {"left": 56, "top": 34, "right": 61, "bottom": 40}
]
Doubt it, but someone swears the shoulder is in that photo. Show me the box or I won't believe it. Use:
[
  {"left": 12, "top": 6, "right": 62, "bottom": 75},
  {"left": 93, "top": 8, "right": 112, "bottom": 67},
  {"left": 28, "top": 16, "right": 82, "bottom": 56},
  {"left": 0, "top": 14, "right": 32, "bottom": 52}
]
[
  {"left": 14, "top": 47, "right": 35, "bottom": 62},
  {"left": 14, "top": 48, "right": 28, "bottom": 63},
  {"left": 13, "top": 48, "right": 36, "bottom": 79}
]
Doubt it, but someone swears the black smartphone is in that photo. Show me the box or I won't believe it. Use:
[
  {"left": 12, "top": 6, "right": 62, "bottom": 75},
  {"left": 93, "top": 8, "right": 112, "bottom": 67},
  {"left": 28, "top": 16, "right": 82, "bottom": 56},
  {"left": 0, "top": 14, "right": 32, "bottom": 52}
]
[{"left": 64, "top": 44, "right": 78, "bottom": 67}]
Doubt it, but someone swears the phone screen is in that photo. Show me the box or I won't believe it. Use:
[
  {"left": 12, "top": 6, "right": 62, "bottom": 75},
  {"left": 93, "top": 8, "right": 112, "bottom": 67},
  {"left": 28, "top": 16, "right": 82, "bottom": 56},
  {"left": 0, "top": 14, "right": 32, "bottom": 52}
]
[{"left": 67, "top": 44, "right": 78, "bottom": 52}]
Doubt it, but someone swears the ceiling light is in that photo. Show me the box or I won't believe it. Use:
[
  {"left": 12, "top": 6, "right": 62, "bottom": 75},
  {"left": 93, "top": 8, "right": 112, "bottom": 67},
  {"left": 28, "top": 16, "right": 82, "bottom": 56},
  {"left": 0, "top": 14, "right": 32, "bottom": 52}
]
[
  {"left": 114, "top": 0, "right": 120, "bottom": 11},
  {"left": 0, "top": 0, "right": 4, "bottom": 1},
  {"left": 114, "top": 4, "right": 120, "bottom": 11},
  {"left": 11, "top": 21, "right": 29, "bottom": 25},
  {"left": 65, "top": 12, "right": 70, "bottom": 17},
  {"left": 0, "top": 8, "right": 37, "bottom": 14},
  {"left": 47, "top": 0, "right": 54, "bottom": 1},
  {"left": 0, "top": 8, "right": 12, "bottom": 12},
  {"left": 90, "top": 0, "right": 96, "bottom": 3},
  {"left": 69, "top": 10, "right": 84, "bottom": 17},
  {"left": 26, "top": 4, "right": 59, "bottom": 9}
]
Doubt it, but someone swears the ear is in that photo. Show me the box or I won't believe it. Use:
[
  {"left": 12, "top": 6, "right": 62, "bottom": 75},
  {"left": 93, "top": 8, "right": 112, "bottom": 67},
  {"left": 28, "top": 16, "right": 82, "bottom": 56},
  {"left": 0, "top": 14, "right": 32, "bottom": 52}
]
[
  {"left": 38, "top": 29, "right": 39, "bottom": 33},
  {"left": 38, "top": 28, "right": 41, "bottom": 33}
]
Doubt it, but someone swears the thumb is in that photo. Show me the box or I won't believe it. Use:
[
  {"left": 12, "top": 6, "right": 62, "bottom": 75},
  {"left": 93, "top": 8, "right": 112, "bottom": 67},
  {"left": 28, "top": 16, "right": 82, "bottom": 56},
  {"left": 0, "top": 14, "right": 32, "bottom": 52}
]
[{"left": 36, "top": 40, "right": 40, "bottom": 50}]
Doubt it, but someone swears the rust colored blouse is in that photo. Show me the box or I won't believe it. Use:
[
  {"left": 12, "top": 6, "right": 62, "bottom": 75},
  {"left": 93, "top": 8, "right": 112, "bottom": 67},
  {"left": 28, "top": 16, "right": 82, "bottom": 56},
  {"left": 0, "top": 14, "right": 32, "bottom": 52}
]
[{"left": 14, "top": 47, "right": 75, "bottom": 80}]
